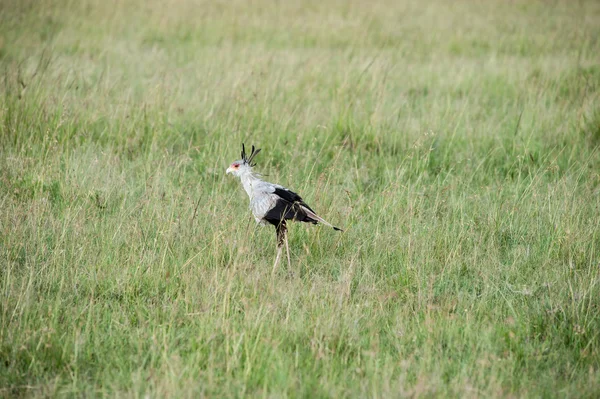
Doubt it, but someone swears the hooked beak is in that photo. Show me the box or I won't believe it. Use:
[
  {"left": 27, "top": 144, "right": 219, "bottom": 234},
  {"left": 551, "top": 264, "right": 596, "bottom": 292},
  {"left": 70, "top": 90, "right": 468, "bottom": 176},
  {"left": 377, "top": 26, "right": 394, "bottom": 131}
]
[{"left": 226, "top": 167, "right": 233, "bottom": 175}]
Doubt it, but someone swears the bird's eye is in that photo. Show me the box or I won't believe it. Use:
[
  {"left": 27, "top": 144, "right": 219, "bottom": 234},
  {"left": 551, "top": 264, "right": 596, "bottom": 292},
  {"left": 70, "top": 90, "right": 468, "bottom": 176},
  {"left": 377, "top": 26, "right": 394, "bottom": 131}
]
[{"left": 232, "top": 164, "right": 239, "bottom": 168}]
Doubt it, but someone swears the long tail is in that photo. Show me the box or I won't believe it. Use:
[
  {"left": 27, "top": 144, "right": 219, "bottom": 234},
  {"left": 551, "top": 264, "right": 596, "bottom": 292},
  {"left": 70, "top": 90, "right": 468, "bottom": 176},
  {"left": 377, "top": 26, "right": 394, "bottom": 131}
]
[{"left": 300, "top": 205, "right": 343, "bottom": 232}]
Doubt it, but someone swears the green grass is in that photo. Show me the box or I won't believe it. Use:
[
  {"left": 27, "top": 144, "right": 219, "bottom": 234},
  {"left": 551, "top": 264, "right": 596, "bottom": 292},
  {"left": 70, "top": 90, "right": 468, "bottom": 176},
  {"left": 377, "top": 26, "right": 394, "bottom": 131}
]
[{"left": 1, "top": 0, "right": 600, "bottom": 397}]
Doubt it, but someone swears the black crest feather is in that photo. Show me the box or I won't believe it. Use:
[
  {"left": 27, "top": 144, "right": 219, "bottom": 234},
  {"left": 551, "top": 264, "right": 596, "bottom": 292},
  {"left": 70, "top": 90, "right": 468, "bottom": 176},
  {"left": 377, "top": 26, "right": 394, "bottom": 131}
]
[{"left": 241, "top": 143, "right": 261, "bottom": 167}]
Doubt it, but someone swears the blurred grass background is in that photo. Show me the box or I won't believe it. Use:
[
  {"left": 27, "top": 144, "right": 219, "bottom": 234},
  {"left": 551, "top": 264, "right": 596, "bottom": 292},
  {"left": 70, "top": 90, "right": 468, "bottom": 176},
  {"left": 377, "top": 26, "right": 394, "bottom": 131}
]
[{"left": 1, "top": 0, "right": 600, "bottom": 397}]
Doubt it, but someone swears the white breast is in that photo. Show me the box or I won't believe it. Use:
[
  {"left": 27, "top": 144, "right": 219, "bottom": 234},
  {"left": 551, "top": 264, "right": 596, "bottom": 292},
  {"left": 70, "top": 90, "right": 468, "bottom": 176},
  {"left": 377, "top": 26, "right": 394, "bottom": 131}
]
[
  {"left": 250, "top": 193, "right": 276, "bottom": 221},
  {"left": 239, "top": 173, "right": 278, "bottom": 222}
]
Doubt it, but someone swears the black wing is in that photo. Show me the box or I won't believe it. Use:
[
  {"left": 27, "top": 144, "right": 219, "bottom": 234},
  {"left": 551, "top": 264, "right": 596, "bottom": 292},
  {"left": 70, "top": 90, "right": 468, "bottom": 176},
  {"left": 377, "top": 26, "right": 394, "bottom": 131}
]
[
  {"left": 264, "top": 187, "right": 318, "bottom": 225},
  {"left": 273, "top": 188, "right": 317, "bottom": 213}
]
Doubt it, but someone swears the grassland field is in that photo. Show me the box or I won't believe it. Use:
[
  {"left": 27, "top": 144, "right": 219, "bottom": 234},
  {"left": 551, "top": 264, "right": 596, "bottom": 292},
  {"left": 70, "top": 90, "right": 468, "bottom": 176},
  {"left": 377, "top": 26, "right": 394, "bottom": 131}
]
[{"left": 1, "top": 0, "right": 600, "bottom": 397}]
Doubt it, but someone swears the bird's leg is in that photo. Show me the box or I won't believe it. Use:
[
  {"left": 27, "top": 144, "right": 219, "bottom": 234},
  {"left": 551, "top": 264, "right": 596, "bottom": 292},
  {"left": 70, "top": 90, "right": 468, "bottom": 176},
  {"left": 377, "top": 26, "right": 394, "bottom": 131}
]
[
  {"left": 284, "top": 231, "right": 291, "bottom": 269},
  {"left": 272, "top": 245, "right": 282, "bottom": 275},
  {"left": 271, "top": 222, "right": 286, "bottom": 275}
]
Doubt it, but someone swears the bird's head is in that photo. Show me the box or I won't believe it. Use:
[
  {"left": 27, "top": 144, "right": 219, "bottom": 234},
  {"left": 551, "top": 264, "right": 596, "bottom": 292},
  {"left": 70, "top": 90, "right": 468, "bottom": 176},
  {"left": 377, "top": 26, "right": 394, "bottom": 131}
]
[{"left": 226, "top": 143, "right": 261, "bottom": 177}]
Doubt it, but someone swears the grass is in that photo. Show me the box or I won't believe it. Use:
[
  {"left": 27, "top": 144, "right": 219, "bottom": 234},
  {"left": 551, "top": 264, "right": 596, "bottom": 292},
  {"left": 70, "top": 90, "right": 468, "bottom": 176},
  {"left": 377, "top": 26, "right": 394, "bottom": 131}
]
[{"left": 1, "top": 0, "right": 600, "bottom": 396}]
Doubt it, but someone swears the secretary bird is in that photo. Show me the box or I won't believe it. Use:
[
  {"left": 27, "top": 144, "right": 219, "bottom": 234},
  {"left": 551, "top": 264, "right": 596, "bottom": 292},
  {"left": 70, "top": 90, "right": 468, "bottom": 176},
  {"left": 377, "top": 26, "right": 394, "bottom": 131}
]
[{"left": 226, "top": 144, "right": 342, "bottom": 271}]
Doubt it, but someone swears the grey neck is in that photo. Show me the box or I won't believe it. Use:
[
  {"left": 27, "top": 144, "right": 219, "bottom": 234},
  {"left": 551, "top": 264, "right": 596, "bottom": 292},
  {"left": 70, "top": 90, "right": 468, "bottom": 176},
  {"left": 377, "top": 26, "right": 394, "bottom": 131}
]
[{"left": 240, "top": 172, "right": 260, "bottom": 199}]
